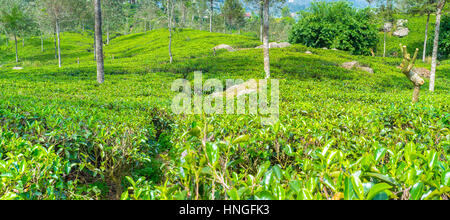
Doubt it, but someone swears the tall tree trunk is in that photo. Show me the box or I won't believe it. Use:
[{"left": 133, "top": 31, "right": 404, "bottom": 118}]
[
  {"left": 53, "top": 29, "right": 57, "bottom": 59},
  {"left": 14, "top": 34, "right": 18, "bottom": 63},
  {"left": 168, "top": 0, "right": 173, "bottom": 63},
  {"left": 383, "top": 30, "right": 386, "bottom": 57},
  {"left": 423, "top": 13, "right": 430, "bottom": 62},
  {"left": 95, "top": 0, "right": 105, "bottom": 84},
  {"left": 56, "top": 19, "right": 62, "bottom": 68},
  {"left": 260, "top": 1, "right": 263, "bottom": 42},
  {"left": 107, "top": 27, "right": 110, "bottom": 45},
  {"left": 22, "top": 38, "right": 24, "bottom": 47},
  {"left": 209, "top": 0, "right": 213, "bottom": 32},
  {"left": 429, "top": 0, "right": 446, "bottom": 92},
  {"left": 263, "top": 0, "right": 270, "bottom": 78},
  {"left": 182, "top": 1, "right": 186, "bottom": 27},
  {"left": 41, "top": 36, "right": 44, "bottom": 52}
]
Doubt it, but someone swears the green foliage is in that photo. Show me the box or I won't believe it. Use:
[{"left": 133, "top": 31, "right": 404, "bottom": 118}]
[
  {"left": 0, "top": 29, "right": 449, "bottom": 200},
  {"left": 222, "top": 0, "right": 246, "bottom": 30},
  {"left": 0, "top": 2, "right": 35, "bottom": 37},
  {"left": 289, "top": 1, "right": 379, "bottom": 55},
  {"left": 429, "top": 13, "right": 450, "bottom": 59}
]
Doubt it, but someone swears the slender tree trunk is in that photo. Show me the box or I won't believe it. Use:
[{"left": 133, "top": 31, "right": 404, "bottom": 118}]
[
  {"left": 182, "top": 2, "right": 186, "bottom": 27},
  {"left": 14, "top": 34, "right": 18, "bottom": 63},
  {"left": 263, "top": 0, "right": 270, "bottom": 78},
  {"left": 107, "top": 28, "right": 110, "bottom": 45},
  {"left": 95, "top": 0, "right": 105, "bottom": 84},
  {"left": 53, "top": 29, "right": 57, "bottom": 59},
  {"left": 22, "top": 38, "right": 24, "bottom": 47},
  {"left": 4, "top": 31, "right": 8, "bottom": 47},
  {"left": 56, "top": 19, "right": 62, "bottom": 68},
  {"left": 94, "top": 31, "right": 96, "bottom": 60},
  {"left": 167, "top": 0, "right": 173, "bottom": 63},
  {"left": 423, "top": 13, "right": 430, "bottom": 62},
  {"left": 429, "top": 0, "right": 446, "bottom": 92},
  {"left": 168, "top": 0, "right": 173, "bottom": 63},
  {"left": 260, "top": 1, "right": 263, "bottom": 42},
  {"left": 209, "top": 0, "right": 213, "bottom": 32},
  {"left": 383, "top": 30, "right": 386, "bottom": 57},
  {"left": 41, "top": 36, "right": 44, "bottom": 52}
]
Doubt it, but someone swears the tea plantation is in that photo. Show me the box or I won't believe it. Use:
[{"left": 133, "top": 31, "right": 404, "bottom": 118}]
[{"left": 0, "top": 29, "right": 449, "bottom": 200}]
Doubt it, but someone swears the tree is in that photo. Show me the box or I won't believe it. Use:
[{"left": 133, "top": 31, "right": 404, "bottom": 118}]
[
  {"left": 136, "top": 0, "right": 161, "bottom": 32},
  {"left": 209, "top": 0, "right": 213, "bottom": 32},
  {"left": 167, "top": 0, "right": 175, "bottom": 63},
  {"left": 378, "top": 0, "right": 395, "bottom": 57},
  {"left": 0, "top": 1, "right": 33, "bottom": 63},
  {"left": 400, "top": 44, "right": 424, "bottom": 103},
  {"left": 429, "top": 0, "right": 447, "bottom": 92},
  {"left": 263, "top": 0, "right": 269, "bottom": 78},
  {"left": 95, "top": 0, "right": 105, "bottom": 84},
  {"left": 289, "top": 1, "right": 379, "bottom": 55},
  {"left": 103, "top": 0, "right": 126, "bottom": 45},
  {"left": 406, "top": 0, "right": 438, "bottom": 62},
  {"left": 222, "top": 0, "right": 245, "bottom": 31},
  {"left": 40, "top": 0, "right": 71, "bottom": 68},
  {"left": 428, "top": 14, "right": 450, "bottom": 58}
]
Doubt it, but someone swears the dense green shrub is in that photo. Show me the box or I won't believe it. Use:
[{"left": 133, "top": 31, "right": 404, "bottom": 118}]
[{"left": 288, "top": 1, "right": 378, "bottom": 55}]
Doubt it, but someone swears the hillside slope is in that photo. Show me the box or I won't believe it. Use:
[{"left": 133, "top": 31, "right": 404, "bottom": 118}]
[
  {"left": 376, "top": 14, "right": 438, "bottom": 59},
  {"left": 0, "top": 29, "right": 449, "bottom": 200}
]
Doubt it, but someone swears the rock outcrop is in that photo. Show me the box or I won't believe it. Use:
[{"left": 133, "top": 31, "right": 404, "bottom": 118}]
[
  {"left": 413, "top": 67, "right": 431, "bottom": 79},
  {"left": 213, "top": 44, "right": 235, "bottom": 52},
  {"left": 393, "top": 19, "right": 409, "bottom": 37},
  {"left": 393, "top": 27, "right": 409, "bottom": 37},
  {"left": 210, "top": 79, "right": 266, "bottom": 98}
]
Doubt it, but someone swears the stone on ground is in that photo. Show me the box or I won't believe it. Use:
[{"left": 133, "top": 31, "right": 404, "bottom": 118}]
[
  {"left": 413, "top": 67, "right": 431, "bottom": 79},
  {"left": 341, "top": 61, "right": 374, "bottom": 73},
  {"left": 393, "top": 27, "right": 409, "bottom": 37},
  {"left": 210, "top": 79, "right": 266, "bottom": 98}
]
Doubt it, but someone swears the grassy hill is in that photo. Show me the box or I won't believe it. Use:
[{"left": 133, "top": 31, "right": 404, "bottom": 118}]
[
  {"left": 376, "top": 14, "right": 438, "bottom": 59},
  {"left": 0, "top": 29, "right": 449, "bottom": 200}
]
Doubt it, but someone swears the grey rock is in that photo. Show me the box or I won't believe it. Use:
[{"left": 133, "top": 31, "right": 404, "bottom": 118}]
[
  {"left": 213, "top": 44, "right": 235, "bottom": 52},
  {"left": 413, "top": 67, "right": 430, "bottom": 79},
  {"left": 393, "top": 27, "right": 409, "bottom": 37},
  {"left": 341, "top": 61, "right": 374, "bottom": 74}
]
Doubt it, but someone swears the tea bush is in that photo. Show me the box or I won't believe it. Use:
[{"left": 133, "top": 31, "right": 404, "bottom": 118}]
[{"left": 0, "top": 28, "right": 449, "bottom": 200}]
